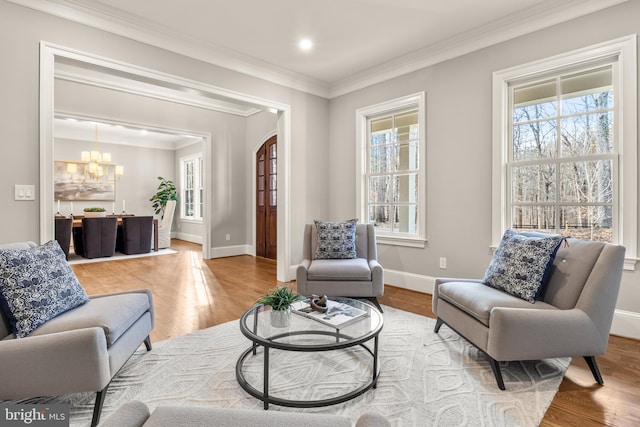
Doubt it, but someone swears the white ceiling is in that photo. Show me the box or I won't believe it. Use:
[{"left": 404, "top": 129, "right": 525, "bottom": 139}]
[
  {"left": 54, "top": 116, "right": 201, "bottom": 150},
  {"left": 12, "top": 0, "right": 627, "bottom": 98}
]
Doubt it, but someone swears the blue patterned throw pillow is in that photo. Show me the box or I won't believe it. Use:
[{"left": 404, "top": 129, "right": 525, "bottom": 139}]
[
  {"left": 483, "top": 229, "right": 564, "bottom": 303},
  {"left": 0, "top": 240, "right": 89, "bottom": 338},
  {"left": 313, "top": 219, "right": 358, "bottom": 259}
]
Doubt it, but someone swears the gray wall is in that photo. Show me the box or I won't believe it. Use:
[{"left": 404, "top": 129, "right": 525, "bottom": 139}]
[{"left": 329, "top": 1, "right": 640, "bottom": 335}]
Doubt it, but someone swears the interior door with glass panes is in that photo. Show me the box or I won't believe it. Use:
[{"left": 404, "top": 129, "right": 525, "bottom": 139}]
[{"left": 256, "top": 136, "right": 277, "bottom": 260}]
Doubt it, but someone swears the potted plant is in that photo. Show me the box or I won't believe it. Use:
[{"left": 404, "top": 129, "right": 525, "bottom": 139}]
[
  {"left": 83, "top": 207, "right": 107, "bottom": 218},
  {"left": 150, "top": 176, "right": 178, "bottom": 216},
  {"left": 256, "top": 286, "right": 303, "bottom": 327}
]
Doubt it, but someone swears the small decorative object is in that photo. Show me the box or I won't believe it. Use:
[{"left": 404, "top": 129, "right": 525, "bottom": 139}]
[
  {"left": 310, "top": 294, "right": 328, "bottom": 313},
  {"left": 83, "top": 207, "right": 107, "bottom": 218},
  {"left": 256, "top": 286, "right": 303, "bottom": 328}
]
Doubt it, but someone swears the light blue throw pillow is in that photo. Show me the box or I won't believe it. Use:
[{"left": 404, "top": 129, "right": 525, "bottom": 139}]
[
  {"left": 313, "top": 219, "right": 358, "bottom": 259},
  {"left": 0, "top": 240, "right": 89, "bottom": 338},
  {"left": 483, "top": 229, "right": 564, "bottom": 303}
]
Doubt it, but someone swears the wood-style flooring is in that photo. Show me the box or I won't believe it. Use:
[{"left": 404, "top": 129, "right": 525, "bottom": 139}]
[{"left": 72, "top": 239, "right": 640, "bottom": 426}]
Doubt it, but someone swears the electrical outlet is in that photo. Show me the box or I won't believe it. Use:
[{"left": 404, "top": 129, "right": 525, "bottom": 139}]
[
  {"left": 439, "top": 257, "right": 447, "bottom": 269},
  {"left": 225, "top": 234, "right": 231, "bottom": 241}
]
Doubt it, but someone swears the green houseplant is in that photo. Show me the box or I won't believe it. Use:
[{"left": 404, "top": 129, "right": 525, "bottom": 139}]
[
  {"left": 150, "top": 176, "right": 178, "bottom": 216},
  {"left": 256, "top": 286, "right": 303, "bottom": 327}
]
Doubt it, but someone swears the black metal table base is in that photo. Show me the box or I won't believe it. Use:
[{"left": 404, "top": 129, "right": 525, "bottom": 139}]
[{"left": 235, "top": 330, "right": 379, "bottom": 410}]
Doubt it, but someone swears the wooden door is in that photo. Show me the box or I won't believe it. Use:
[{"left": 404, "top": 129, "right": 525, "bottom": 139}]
[{"left": 256, "top": 136, "right": 277, "bottom": 259}]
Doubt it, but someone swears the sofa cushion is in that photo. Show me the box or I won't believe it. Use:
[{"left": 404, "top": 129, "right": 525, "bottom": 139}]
[
  {"left": 438, "top": 281, "right": 557, "bottom": 326},
  {"left": 27, "top": 292, "right": 151, "bottom": 346},
  {"left": 0, "top": 240, "right": 89, "bottom": 338},
  {"left": 313, "top": 219, "right": 358, "bottom": 259},
  {"left": 308, "top": 258, "right": 371, "bottom": 281},
  {"left": 483, "top": 229, "right": 564, "bottom": 303}
]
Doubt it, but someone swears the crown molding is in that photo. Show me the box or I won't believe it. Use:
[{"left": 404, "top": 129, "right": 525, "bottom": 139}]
[
  {"left": 9, "top": 0, "right": 629, "bottom": 99},
  {"left": 328, "top": 0, "right": 629, "bottom": 97},
  {"left": 8, "top": 0, "right": 330, "bottom": 97}
]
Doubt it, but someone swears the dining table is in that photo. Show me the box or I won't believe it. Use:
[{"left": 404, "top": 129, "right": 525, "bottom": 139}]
[{"left": 70, "top": 215, "right": 159, "bottom": 252}]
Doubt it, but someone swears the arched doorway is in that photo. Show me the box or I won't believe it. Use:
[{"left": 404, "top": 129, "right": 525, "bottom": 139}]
[{"left": 256, "top": 135, "right": 277, "bottom": 260}]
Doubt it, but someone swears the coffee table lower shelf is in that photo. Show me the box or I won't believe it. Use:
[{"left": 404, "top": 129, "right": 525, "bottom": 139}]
[{"left": 235, "top": 330, "right": 380, "bottom": 410}]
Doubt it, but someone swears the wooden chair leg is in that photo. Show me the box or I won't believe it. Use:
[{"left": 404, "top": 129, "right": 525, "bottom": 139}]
[
  {"left": 584, "top": 356, "right": 604, "bottom": 384},
  {"left": 434, "top": 317, "right": 444, "bottom": 333},
  {"left": 91, "top": 385, "right": 109, "bottom": 427},
  {"left": 486, "top": 356, "right": 506, "bottom": 390},
  {"left": 144, "top": 335, "right": 152, "bottom": 351}
]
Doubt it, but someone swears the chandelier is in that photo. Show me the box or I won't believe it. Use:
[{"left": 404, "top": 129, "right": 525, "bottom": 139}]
[{"left": 74, "top": 124, "right": 124, "bottom": 180}]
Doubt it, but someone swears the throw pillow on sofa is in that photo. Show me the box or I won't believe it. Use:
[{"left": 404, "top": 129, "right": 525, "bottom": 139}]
[
  {"left": 483, "top": 229, "right": 564, "bottom": 303},
  {"left": 0, "top": 240, "right": 89, "bottom": 338}
]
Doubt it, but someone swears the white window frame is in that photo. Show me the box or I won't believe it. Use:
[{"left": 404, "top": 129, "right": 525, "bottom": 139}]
[
  {"left": 492, "top": 35, "right": 637, "bottom": 270},
  {"left": 356, "top": 92, "right": 426, "bottom": 247},
  {"left": 180, "top": 153, "right": 203, "bottom": 222}
]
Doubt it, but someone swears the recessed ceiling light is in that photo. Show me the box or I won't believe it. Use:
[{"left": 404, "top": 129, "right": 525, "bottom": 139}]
[{"left": 298, "top": 38, "right": 313, "bottom": 51}]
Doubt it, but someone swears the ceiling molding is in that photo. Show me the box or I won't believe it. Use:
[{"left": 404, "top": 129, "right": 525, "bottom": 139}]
[
  {"left": 329, "top": 0, "right": 630, "bottom": 97},
  {"left": 9, "top": 0, "right": 629, "bottom": 99}
]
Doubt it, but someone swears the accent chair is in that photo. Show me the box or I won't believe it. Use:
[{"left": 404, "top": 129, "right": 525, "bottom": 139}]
[{"left": 432, "top": 233, "right": 625, "bottom": 390}]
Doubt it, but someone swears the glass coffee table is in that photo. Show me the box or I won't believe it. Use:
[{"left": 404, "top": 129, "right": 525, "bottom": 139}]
[{"left": 236, "top": 297, "right": 383, "bottom": 409}]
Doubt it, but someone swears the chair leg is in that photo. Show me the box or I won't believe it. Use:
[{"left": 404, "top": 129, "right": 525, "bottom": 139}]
[
  {"left": 486, "top": 356, "right": 506, "bottom": 390},
  {"left": 366, "top": 297, "right": 383, "bottom": 313},
  {"left": 144, "top": 335, "right": 152, "bottom": 351},
  {"left": 584, "top": 356, "right": 604, "bottom": 385},
  {"left": 91, "top": 385, "right": 109, "bottom": 427},
  {"left": 434, "top": 317, "right": 444, "bottom": 333}
]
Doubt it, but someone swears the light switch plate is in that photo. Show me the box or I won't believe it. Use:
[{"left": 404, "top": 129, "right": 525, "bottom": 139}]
[{"left": 15, "top": 185, "right": 36, "bottom": 201}]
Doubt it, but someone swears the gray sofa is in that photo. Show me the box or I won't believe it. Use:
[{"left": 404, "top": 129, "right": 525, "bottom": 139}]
[
  {"left": 0, "top": 241, "right": 155, "bottom": 426},
  {"left": 432, "top": 236, "right": 625, "bottom": 389},
  {"left": 102, "top": 400, "right": 391, "bottom": 427}
]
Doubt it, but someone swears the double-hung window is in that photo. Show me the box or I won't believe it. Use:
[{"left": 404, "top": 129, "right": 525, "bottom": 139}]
[
  {"left": 357, "top": 92, "right": 426, "bottom": 247},
  {"left": 492, "top": 36, "right": 637, "bottom": 268},
  {"left": 181, "top": 154, "right": 203, "bottom": 221}
]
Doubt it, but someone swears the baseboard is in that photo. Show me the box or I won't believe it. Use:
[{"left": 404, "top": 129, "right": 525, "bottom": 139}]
[
  {"left": 209, "top": 244, "right": 252, "bottom": 258},
  {"left": 611, "top": 309, "right": 640, "bottom": 340},
  {"left": 384, "top": 268, "right": 435, "bottom": 294},
  {"left": 174, "top": 232, "right": 202, "bottom": 244}
]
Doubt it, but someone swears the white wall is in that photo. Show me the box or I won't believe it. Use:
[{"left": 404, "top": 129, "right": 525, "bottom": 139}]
[{"left": 328, "top": 1, "right": 640, "bottom": 339}]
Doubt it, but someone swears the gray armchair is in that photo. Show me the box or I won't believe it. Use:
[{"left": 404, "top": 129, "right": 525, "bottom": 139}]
[
  {"left": 432, "top": 236, "right": 625, "bottom": 390},
  {"left": 0, "top": 242, "right": 155, "bottom": 427},
  {"left": 296, "top": 223, "right": 384, "bottom": 310}
]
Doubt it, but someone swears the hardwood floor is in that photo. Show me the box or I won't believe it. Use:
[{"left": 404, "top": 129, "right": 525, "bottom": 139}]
[{"left": 73, "top": 239, "right": 640, "bottom": 426}]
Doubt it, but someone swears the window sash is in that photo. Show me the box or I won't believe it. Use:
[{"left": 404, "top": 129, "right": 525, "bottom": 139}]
[{"left": 181, "top": 154, "right": 203, "bottom": 221}]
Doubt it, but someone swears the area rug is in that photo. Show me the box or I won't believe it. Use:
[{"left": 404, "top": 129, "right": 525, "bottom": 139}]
[
  {"left": 14, "top": 306, "right": 569, "bottom": 426},
  {"left": 67, "top": 248, "right": 177, "bottom": 265}
]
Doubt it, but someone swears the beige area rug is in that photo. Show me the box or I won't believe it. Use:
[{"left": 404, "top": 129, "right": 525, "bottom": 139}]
[
  {"left": 16, "top": 306, "right": 570, "bottom": 426},
  {"left": 67, "top": 248, "right": 177, "bottom": 265}
]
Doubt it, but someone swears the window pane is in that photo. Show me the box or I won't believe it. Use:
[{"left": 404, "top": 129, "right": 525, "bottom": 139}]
[
  {"left": 397, "top": 141, "right": 418, "bottom": 171},
  {"left": 396, "top": 110, "right": 418, "bottom": 142},
  {"left": 511, "top": 205, "right": 557, "bottom": 231},
  {"left": 270, "top": 190, "right": 276, "bottom": 206},
  {"left": 512, "top": 121, "right": 557, "bottom": 160},
  {"left": 396, "top": 205, "right": 417, "bottom": 233},
  {"left": 369, "top": 176, "right": 390, "bottom": 203},
  {"left": 561, "top": 67, "right": 612, "bottom": 111},
  {"left": 560, "top": 206, "right": 612, "bottom": 242},
  {"left": 394, "top": 174, "right": 418, "bottom": 203},
  {"left": 513, "top": 80, "right": 557, "bottom": 122},
  {"left": 369, "top": 205, "right": 390, "bottom": 231},
  {"left": 370, "top": 146, "right": 392, "bottom": 173},
  {"left": 511, "top": 165, "right": 556, "bottom": 203},
  {"left": 560, "top": 160, "right": 613, "bottom": 203},
  {"left": 560, "top": 112, "right": 613, "bottom": 156}
]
